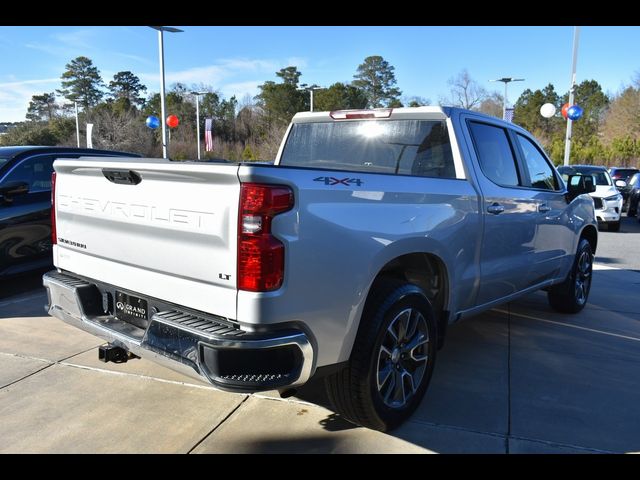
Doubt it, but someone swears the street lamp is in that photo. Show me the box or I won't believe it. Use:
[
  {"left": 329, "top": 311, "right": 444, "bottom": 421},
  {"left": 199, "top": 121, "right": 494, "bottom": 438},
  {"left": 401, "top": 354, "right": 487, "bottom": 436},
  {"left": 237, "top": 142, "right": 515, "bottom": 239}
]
[
  {"left": 489, "top": 77, "right": 525, "bottom": 120},
  {"left": 149, "top": 26, "right": 183, "bottom": 159},
  {"left": 191, "top": 91, "right": 207, "bottom": 160},
  {"left": 563, "top": 26, "right": 581, "bottom": 166},
  {"left": 300, "top": 85, "right": 324, "bottom": 112}
]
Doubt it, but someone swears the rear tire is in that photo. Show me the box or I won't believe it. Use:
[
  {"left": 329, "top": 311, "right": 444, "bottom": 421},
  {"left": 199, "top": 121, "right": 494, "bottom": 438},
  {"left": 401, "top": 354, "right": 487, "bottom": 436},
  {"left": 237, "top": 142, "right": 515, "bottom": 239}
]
[
  {"left": 608, "top": 220, "right": 621, "bottom": 232},
  {"left": 325, "top": 280, "right": 437, "bottom": 431},
  {"left": 547, "top": 238, "right": 593, "bottom": 314}
]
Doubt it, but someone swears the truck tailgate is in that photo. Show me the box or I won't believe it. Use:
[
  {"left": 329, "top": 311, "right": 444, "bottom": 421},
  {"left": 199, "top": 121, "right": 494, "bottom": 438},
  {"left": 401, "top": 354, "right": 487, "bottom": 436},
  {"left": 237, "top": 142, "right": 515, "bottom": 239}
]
[{"left": 53, "top": 158, "right": 240, "bottom": 319}]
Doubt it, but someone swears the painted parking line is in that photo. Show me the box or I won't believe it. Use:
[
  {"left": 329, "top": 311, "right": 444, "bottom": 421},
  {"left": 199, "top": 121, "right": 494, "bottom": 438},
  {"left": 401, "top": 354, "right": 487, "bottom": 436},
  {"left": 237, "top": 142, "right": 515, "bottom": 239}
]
[{"left": 494, "top": 309, "right": 640, "bottom": 344}]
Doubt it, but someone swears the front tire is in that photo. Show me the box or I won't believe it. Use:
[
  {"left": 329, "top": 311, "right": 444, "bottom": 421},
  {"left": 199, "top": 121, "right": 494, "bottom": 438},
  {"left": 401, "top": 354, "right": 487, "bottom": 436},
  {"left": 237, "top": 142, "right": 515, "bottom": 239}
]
[
  {"left": 608, "top": 220, "right": 621, "bottom": 232},
  {"left": 547, "top": 238, "right": 593, "bottom": 313},
  {"left": 325, "top": 280, "right": 437, "bottom": 431}
]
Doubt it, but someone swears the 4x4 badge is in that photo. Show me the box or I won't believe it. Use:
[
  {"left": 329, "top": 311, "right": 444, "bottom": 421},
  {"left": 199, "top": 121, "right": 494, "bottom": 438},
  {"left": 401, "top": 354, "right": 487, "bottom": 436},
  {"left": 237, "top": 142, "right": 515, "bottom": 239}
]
[{"left": 313, "top": 176, "right": 363, "bottom": 186}]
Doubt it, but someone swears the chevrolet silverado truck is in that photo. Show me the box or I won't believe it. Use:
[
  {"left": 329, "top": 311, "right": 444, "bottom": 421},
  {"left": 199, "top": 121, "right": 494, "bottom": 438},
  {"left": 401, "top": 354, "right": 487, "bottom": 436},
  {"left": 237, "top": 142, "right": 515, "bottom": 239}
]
[{"left": 43, "top": 107, "right": 597, "bottom": 431}]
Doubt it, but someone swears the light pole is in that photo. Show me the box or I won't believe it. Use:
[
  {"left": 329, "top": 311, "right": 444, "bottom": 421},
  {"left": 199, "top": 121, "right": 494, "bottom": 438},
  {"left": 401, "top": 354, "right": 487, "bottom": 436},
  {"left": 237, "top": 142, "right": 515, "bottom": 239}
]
[
  {"left": 310, "top": 87, "right": 325, "bottom": 112},
  {"left": 191, "top": 91, "right": 206, "bottom": 160},
  {"left": 149, "top": 26, "right": 183, "bottom": 159},
  {"left": 300, "top": 86, "right": 324, "bottom": 112},
  {"left": 74, "top": 101, "right": 80, "bottom": 148},
  {"left": 563, "top": 26, "right": 581, "bottom": 166},
  {"left": 490, "top": 77, "right": 525, "bottom": 119}
]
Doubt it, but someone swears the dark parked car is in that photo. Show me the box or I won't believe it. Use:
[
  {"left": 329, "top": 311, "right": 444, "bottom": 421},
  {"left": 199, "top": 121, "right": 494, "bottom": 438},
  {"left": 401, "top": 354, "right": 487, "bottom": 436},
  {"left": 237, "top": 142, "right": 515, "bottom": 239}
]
[
  {"left": 0, "top": 146, "right": 140, "bottom": 277},
  {"left": 609, "top": 167, "right": 639, "bottom": 206},
  {"left": 625, "top": 172, "right": 640, "bottom": 218}
]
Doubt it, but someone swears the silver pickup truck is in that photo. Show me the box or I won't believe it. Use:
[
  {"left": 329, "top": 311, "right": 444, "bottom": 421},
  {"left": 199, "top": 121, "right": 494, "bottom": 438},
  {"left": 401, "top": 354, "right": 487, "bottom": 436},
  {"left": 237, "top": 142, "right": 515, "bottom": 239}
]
[{"left": 44, "top": 107, "right": 597, "bottom": 431}]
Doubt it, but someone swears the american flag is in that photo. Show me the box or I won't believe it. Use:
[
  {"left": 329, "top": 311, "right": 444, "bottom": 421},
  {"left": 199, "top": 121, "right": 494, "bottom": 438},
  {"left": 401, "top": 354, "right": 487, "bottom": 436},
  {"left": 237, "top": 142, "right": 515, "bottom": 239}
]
[
  {"left": 205, "top": 118, "right": 214, "bottom": 152},
  {"left": 504, "top": 108, "right": 515, "bottom": 123}
]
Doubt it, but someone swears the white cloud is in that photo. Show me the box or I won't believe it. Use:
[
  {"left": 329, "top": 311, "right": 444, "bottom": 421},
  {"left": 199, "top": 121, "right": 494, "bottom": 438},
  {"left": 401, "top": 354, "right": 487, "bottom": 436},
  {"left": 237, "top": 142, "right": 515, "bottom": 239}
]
[
  {"left": 113, "top": 52, "right": 154, "bottom": 66},
  {"left": 219, "top": 80, "right": 263, "bottom": 101},
  {"left": 140, "top": 56, "right": 308, "bottom": 98},
  {"left": 0, "top": 78, "right": 60, "bottom": 122},
  {"left": 25, "top": 41, "right": 76, "bottom": 58},
  {"left": 24, "top": 28, "right": 99, "bottom": 58},
  {"left": 52, "top": 29, "right": 97, "bottom": 49},
  {"left": 140, "top": 57, "right": 281, "bottom": 87}
]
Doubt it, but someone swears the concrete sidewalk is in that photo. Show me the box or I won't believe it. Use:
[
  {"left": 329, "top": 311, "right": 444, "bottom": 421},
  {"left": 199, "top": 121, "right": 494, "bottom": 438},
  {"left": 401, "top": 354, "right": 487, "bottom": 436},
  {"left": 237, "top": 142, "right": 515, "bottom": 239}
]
[{"left": 0, "top": 266, "right": 639, "bottom": 453}]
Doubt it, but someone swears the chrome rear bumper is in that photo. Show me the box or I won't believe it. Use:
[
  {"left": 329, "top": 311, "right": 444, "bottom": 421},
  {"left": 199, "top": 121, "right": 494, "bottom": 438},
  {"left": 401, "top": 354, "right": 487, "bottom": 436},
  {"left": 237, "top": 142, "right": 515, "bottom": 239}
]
[{"left": 43, "top": 270, "right": 314, "bottom": 392}]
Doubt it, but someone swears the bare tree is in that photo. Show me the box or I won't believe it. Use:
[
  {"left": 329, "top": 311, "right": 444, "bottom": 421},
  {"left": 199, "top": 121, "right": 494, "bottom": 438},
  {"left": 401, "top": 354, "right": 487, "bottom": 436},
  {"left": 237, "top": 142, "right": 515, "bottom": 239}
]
[
  {"left": 600, "top": 86, "right": 640, "bottom": 143},
  {"left": 478, "top": 92, "right": 504, "bottom": 118},
  {"left": 84, "top": 108, "right": 156, "bottom": 156},
  {"left": 444, "top": 69, "right": 488, "bottom": 110}
]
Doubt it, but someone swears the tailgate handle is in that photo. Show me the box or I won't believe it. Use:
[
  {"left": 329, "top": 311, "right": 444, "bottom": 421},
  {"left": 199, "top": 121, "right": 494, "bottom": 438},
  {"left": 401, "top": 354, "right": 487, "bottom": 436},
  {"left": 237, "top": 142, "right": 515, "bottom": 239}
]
[{"left": 102, "top": 169, "right": 142, "bottom": 185}]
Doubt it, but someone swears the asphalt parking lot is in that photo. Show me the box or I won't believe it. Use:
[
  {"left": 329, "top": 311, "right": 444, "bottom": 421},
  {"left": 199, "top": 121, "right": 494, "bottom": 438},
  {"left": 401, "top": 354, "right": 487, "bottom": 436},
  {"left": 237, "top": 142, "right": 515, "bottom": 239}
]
[{"left": 1, "top": 217, "right": 639, "bottom": 453}]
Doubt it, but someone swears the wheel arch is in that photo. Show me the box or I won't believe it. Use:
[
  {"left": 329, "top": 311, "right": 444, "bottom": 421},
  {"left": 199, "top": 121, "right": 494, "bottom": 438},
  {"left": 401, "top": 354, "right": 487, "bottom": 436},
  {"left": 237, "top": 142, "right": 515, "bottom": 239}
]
[
  {"left": 580, "top": 224, "right": 598, "bottom": 254},
  {"left": 360, "top": 252, "right": 451, "bottom": 351}
]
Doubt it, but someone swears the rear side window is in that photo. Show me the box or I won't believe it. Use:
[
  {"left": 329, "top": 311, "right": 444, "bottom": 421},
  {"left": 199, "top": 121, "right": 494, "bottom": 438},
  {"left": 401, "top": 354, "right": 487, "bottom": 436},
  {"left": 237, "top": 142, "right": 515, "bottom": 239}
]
[
  {"left": 516, "top": 134, "right": 559, "bottom": 190},
  {"left": 468, "top": 122, "right": 520, "bottom": 187},
  {"left": 1, "top": 155, "right": 54, "bottom": 192},
  {"left": 612, "top": 169, "right": 638, "bottom": 179},
  {"left": 280, "top": 120, "right": 456, "bottom": 178}
]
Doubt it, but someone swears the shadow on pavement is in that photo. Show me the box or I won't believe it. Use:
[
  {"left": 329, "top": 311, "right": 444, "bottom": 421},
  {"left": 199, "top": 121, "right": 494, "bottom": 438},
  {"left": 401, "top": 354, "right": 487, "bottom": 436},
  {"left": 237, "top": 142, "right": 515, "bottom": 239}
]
[
  {"left": 0, "top": 268, "right": 48, "bottom": 300},
  {"left": 2, "top": 255, "right": 639, "bottom": 453},
  {"left": 297, "top": 266, "right": 640, "bottom": 453},
  {"left": 232, "top": 434, "right": 345, "bottom": 454}
]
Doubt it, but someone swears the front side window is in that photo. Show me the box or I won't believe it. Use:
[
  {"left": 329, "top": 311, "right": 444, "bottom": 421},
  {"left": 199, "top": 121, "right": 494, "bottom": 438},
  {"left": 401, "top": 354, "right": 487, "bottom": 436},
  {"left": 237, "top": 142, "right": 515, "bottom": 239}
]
[
  {"left": 0, "top": 155, "right": 54, "bottom": 192},
  {"left": 468, "top": 122, "right": 520, "bottom": 187},
  {"left": 516, "top": 134, "right": 558, "bottom": 190},
  {"left": 280, "top": 119, "right": 456, "bottom": 178}
]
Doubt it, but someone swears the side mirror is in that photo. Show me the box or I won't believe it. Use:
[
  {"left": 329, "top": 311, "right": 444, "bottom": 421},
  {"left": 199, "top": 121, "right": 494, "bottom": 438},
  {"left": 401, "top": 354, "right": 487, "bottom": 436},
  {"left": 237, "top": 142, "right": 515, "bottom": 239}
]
[
  {"left": 615, "top": 179, "right": 627, "bottom": 188},
  {"left": 0, "top": 181, "right": 29, "bottom": 199},
  {"left": 566, "top": 174, "right": 596, "bottom": 201}
]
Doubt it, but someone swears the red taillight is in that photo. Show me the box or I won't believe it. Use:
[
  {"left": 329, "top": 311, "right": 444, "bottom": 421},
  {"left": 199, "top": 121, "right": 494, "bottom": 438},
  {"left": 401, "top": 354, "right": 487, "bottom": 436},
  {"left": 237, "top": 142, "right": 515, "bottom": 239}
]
[
  {"left": 51, "top": 171, "right": 57, "bottom": 245},
  {"left": 238, "top": 183, "right": 293, "bottom": 292}
]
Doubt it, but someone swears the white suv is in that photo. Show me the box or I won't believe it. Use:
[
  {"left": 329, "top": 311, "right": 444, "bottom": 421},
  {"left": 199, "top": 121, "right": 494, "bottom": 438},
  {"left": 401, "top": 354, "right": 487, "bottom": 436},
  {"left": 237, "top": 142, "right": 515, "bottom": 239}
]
[{"left": 558, "top": 165, "right": 623, "bottom": 231}]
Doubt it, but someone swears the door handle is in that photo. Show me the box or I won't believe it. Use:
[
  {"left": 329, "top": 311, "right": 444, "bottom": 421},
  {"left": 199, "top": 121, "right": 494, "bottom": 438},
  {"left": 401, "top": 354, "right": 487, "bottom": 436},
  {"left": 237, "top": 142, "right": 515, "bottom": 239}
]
[
  {"left": 487, "top": 203, "right": 505, "bottom": 215},
  {"left": 538, "top": 204, "right": 552, "bottom": 213}
]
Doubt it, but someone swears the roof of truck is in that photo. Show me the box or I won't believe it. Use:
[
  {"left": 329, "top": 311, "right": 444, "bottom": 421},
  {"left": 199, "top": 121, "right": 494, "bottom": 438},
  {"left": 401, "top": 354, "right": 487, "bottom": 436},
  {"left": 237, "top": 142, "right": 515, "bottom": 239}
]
[
  {"left": 292, "top": 106, "right": 451, "bottom": 122},
  {"left": 291, "top": 106, "right": 530, "bottom": 136}
]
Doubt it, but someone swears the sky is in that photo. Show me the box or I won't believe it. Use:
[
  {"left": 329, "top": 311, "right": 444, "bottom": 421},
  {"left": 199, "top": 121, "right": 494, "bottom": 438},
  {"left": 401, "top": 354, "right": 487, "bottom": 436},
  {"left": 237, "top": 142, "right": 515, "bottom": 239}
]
[{"left": 0, "top": 26, "right": 638, "bottom": 122}]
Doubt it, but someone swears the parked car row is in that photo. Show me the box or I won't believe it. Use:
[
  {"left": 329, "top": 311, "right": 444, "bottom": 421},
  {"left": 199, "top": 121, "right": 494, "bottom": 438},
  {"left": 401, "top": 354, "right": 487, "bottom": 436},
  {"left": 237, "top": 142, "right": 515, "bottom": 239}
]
[
  {"left": 624, "top": 172, "right": 640, "bottom": 218},
  {"left": 557, "top": 165, "right": 625, "bottom": 231},
  {"left": 0, "top": 146, "right": 140, "bottom": 278}
]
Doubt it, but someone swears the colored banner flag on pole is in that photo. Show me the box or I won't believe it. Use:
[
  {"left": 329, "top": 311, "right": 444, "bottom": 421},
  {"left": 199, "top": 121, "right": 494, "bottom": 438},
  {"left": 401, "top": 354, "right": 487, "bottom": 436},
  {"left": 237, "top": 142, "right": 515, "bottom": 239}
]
[
  {"left": 504, "top": 108, "right": 515, "bottom": 123},
  {"left": 205, "top": 118, "right": 214, "bottom": 152},
  {"left": 86, "top": 123, "right": 93, "bottom": 148}
]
